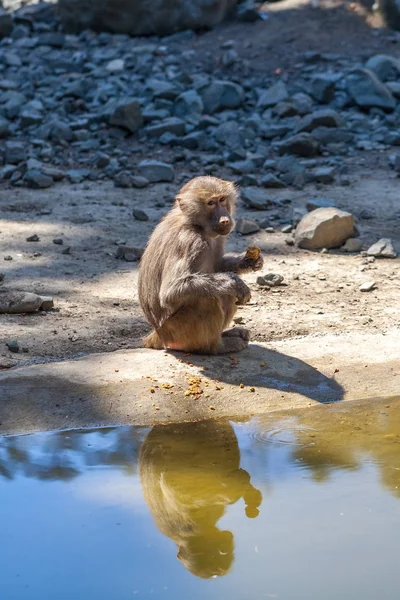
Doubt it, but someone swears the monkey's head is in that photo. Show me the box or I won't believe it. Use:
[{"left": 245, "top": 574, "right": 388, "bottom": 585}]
[{"left": 176, "top": 176, "right": 237, "bottom": 238}]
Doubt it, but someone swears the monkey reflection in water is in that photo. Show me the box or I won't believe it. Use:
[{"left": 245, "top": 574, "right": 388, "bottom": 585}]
[{"left": 139, "top": 420, "right": 262, "bottom": 579}]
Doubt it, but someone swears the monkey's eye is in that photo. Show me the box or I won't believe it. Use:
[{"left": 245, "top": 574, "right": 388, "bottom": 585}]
[
  {"left": 219, "top": 197, "right": 226, "bottom": 203},
  {"left": 207, "top": 200, "right": 216, "bottom": 206}
]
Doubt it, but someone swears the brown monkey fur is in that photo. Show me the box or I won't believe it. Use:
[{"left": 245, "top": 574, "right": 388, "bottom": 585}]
[{"left": 138, "top": 176, "right": 263, "bottom": 354}]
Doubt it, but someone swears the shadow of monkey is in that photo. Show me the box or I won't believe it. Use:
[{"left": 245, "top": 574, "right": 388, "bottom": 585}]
[{"left": 139, "top": 419, "right": 262, "bottom": 579}]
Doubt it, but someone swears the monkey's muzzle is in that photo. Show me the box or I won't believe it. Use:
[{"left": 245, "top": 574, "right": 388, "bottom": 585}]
[{"left": 215, "top": 216, "right": 233, "bottom": 236}]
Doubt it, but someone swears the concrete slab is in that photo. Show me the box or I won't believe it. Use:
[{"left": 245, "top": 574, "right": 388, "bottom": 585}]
[{"left": 0, "top": 329, "right": 399, "bottom": 436}]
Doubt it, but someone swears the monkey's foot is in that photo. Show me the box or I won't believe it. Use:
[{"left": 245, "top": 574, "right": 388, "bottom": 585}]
[{"left": 222, "top": 327, "right": 250, "bottom": 341}]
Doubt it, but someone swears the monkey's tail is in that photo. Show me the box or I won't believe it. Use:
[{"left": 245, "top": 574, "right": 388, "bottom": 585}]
[{"left": 143, "top": 329, "right": 165, "bottom": 350}]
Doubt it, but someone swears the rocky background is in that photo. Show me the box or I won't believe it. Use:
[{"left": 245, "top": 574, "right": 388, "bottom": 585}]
[{"left": 0, "top": 0, "right": 399, "bottom": 367}]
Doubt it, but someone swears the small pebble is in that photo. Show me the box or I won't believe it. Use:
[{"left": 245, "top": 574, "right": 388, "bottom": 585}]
[
  {"left": 6, "top": 340, "right": 19, "bottom": 353},
  {"left": 359, "top": 281, "right": 376, "bottom": 292},
  {"left": 132, "top": 209, "right": 150, "bottom": 222}
]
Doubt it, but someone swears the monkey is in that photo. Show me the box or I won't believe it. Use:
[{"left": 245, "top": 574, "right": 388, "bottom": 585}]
[
  {"left": 139, "top": 420, "right": 262, "bottom": 579},
  {"left": 138, "top": 176, "right": 264, "bottom": 354}
]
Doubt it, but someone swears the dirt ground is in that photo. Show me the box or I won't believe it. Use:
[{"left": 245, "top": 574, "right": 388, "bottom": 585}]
[
  {"left": 1, "top": 1, "right": 400, "bottom": 369},
  {"left": 1, "top": 162, "right": 399, "bottom": 369}
]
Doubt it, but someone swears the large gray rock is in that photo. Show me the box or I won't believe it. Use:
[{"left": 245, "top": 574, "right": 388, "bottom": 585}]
[
  {"left": 279, "top": 133, "right": 319, "bottom": 157},
  {"left": 137, "top": 160, "right": 174, "bottom": 183},
  {"left": 201, "top": 80, "right": 244, "bottom": 113},
  {"left": 109, "top": 100, "right": 143, "bottom": 133},
  {"left": 297, "top": 109, "right": 343, "bottom": 133},
  {"left": 257, "top": 81, "right": 289, "bottom": 108},
  {"left": 241, "top": 187, "right": 274, "bottom": 210},
  {"left": 366, "top": 238, "right": 397, "bottom": 258},
  {"left": 173, "top": 90, "right": 204, "bottom": 123},
  {"left": 346, "top": 68, "right": 396, "bottom": 112},
  {"left": 0, "top": 291, "right": 53, "bottom": 314},
  {"left": 59, "top": 0, "right": 236, "bottom": 36},
  {"left": 236, "top": 217, "right": 260, "bottom": 235},
  {"left": 365, "top": 55, "right": 400, "bottom": 82},
  {"left": 295, "top": 207, "right": 354, "bottom": 250}
]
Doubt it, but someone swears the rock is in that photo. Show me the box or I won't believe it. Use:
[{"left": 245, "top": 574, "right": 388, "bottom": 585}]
[
  {"left": 42, "top": 167, "right": 65, "bottom": 181},
  {"left": 359, "top": 281, "right": 376, "bottom": 292},
  {"left": 24, "top": 170, "right": 54, "bottom": 189},
  {"left": 181, "top": 131, "right": 206, "bottom": 149},
  {"left": 106, "top": 58, "right": 125, "bottom": 73},
  {"left": 215, "top": 121, "right": 244, "bottom": 148},
  {"left": 0, "top": 291, "right": 50, "bottom": 314},
  {"left": 26, "top": 234, "right": 40, "bottom": 242},
  {"left": 59, "top": 0, "right": 236, "bottom": 36},
  {"left": 281, "top": 224, "right": 293, "bottom": 234},
  {"left": 312, "top": 166, "right": 336, "bottom": 184},
  {"left": 201, "top": 80, "right": 244, "bottom": 113},
  {"left": 257, "top": 273, "right": 284, "bottom": 287},
  {"left": 261, "top": 174, "right": 286, "bottom": 188},
  {"left": 236, "top": 218, "right": 260, "bottom": 235},
  {"left": 279, "top": 133, "right": 319, "bottom": 157},
  {"left": 366, "top": 238, "right": 397, "bottom": 258},
  {"left": 386, "top": 81, "right": 400, "bottom": 98},
  {"left": 50, "top": 120, "right": 74, "bottom": 143},
  {"left": 311, "top": 74, "right": 337, "bottom": 103},
  {"left": 6, "top": 341, "right": 19, "bottom": 353},
  {"left": 132, "top": 209, "right": 149, "bottom": 222},
  {"left": 342, "top": 238, "right": 363, "bottom": 252},
  {"left": 292, "top": 92, "right": 314, "bottom": 115},
  {"left": 297, "top": 109, "right": 343, "bottom": 133},
  {"left": 147, "top": 117, "right": 186, "bottom": 137},
  {"left": 257, "top": 81, "right": 289, "bottom": 108},
  {"left": 94, "top": 152, "right": 110, "bottom": 169},
  {"left": 365, "top": 54, "right": 400, "bottom": 82},
  {"left": 147, "top": 78, "right": 178, "bottom": 100},
  {"left": 312, "top": 127, "right": 353, "bottom": 145},
  {"left": 132, "top": 176, "right": 149, "bottom": 188},
  {"left": 346, "top": 68, "right": 396, "bottom": 112},
  {"left": 114, "top": 171, "right": 132, "bottom": 188},
  {"left": 20, "top": 110, "right": 43, "bottom": 128},
  {"left": 221, "top": 48, "right": 238, "bottom": 67},
  {"left": 67, "top": 169, "right": 89, "bottom": 183},
  {"left": 138, "top": 160, "right": 174, "bottom": 183},
  {"left": 241, "top": 187, "right": 274, "bottom": 210},
  {"left": 237, "top": 1, "right": 261, "bottom": 22},
  {"left": 306, "top": 197, "right": 336, "bottom": 211},
  {"left": 262, "top": 125, "right": 291, "bottom": 140},
  {"left": 53, "top": 239, "right": 64, "bottom": 245},
  {"left": 109, "top": 100, "right": 143, "bottom": 133},
  {"left": 295, "top": 207, "right": 354, "bottom": 250},
  {"left": 40, "top": 297, "right": 54, "bottom": 311},
  {"left": 0, "top": 8, "right": 12, "bottom": 39},
  {"left": 38, "top": 33, "right": 66, "bottom": 47},
  {"left": 174, "top": 90, "right": 204, "bottom": 122},
  {"left": 116, "top": 246, "right": 143, "bottom": 261},
  {"left": 0, "top": 116, "right": 10, "bottom": 138},
  {"left": 5, "top": 142, "right": 26, "bottom": 165},
  {"left": 273, "top": 101, "right": 298, "bottom": 118}
]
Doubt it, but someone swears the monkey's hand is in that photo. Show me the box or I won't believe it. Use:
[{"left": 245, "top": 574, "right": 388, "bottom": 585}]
[
  {"left": 239, "top": 253, "right": 264, "bottom": 273},
  {"left": 230, "top": 274, "right": 251, "bottom": 305}
]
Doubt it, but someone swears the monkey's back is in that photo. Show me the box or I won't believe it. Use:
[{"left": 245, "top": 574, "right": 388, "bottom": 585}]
[{"left": 138, "top": 208, "right": 192, "bottom": 328}]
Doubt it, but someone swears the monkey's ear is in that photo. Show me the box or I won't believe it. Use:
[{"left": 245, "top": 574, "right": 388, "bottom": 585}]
[{"left": 176, "top": 196, "right": 183, "bottom": 209}]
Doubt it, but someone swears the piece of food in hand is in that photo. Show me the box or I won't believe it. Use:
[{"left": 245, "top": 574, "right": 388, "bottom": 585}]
[{"left": 245, "top": 245, "right": 261, "bottom": 260}]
